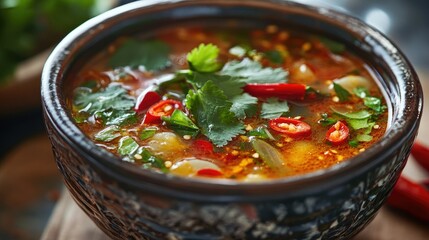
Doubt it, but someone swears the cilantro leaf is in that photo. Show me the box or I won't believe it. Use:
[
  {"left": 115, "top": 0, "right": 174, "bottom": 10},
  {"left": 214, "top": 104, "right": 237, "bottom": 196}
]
[
  {"left": 333, "top": 82, "right": 351, "bottom": 101},
  {"left": 186, "top": 81, "right": 244, "bottom": 146},
  {"left": 331, "top": 107, "right": 371, "bottom": 119},
  {"left": 356, "top": 134, "right": 373, "bottom": 142},
  {"left": 260, "top": 98, "right": 289, "bottom": 119},
  {"left": 109, "top": 40, "right": 171, "bottom": 71},
  {"left": 140, "top": 127, "right": 157, "bottom": 140},
  {"left": 162, "top": 110, "right": 199, "bottom": 137},
  {"left": 349, "top": 139, "right": 359, "bottom": 147},
  {"left": 247, "top": 126, "right": 275, "bottom": 140},
  {"left": 187, "top": 43, "right": 221, "bottom": 73},
  {"left": 191, "top": 72, "right": 245, "bottom": 99},
  {"left": 347, "top": 118, "right": 371, "bottom": 130},
  {"left": 137, "top": 148, "right": 168, "bottom": 173},
  {"left": 73, "top": 84, "right": 137, "bottom": 126},
  {"left": 331, "top": 107, "right": 372, "bottom": 130},
  {"left": 221, "top": 58, "right": 288, "bottom": 83},
  {"left": 318, "top": 113, "right": 337, "bottom": 126},
  {"left": 230, "top": 93, "right": 258, "bottom": 119},
  {"left": 94, "top": 125, "right": 121, "bottom": 142},
  {"left": 117, "top": 136, "right": 139, "bottom": 156},
  {"left": 353, "top": 87, "right": 369, "bottom": 98},
  {"left": 264, "top": 50, "right": 284, "bottom": 64},
  {"left": 364, "top": 97, "right": 383, "bottom": 112}
]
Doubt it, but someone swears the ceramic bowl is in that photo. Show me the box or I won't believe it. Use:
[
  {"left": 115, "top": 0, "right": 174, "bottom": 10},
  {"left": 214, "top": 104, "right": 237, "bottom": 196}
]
[{"left": 41, "top": 0, "right": 423, "bottom": 239}]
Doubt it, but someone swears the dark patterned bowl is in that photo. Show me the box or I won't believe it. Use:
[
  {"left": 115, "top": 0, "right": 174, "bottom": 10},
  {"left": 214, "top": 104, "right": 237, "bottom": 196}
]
[{"left": 41, "top": 0, "right": 423, "bottom": 239}]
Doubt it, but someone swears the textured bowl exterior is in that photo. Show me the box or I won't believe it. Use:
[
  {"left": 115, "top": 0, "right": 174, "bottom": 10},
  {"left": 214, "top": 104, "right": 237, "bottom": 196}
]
[
  {"left": 41, "top": 0, "right": 423, "bottom": 239},
  {"left": 45, "top": 116, "right": 413, "bottom": 239}
]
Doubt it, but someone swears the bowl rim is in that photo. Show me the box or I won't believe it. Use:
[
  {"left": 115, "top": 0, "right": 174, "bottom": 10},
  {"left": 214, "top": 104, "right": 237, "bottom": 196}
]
[{"left": 41, "top": 0, "right": 423, "bottom": 201}]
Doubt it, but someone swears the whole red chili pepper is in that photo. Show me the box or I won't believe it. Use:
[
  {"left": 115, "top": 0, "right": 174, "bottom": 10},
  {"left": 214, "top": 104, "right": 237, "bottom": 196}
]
[
  {"left": 243, "top": 83, "right": 307, "bottom": 100},
  {"left": 411, "top": 141, "right": 429, "bottom": 172},
  {"left": 387, "top": 176, "right": 429, "bottom": 222}
]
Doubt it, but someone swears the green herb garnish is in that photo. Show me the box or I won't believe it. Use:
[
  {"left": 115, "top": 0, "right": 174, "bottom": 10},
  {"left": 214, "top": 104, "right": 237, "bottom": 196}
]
[
  {"left": 221, "top": 58, "right": 288, "bottom": 83},
  {"left": 117, "top": 136, "right": 139, "bottom": 156},
  {"left": 162, "top": 109, "right": 199, "bottom": 137},
  {"left": 333, "top": 82, "right": 351, "bottom": 102},
  {"left": 187, "top": 43, "right": 221, "bottom": 73},
  {"left": 260, "top": 98, "right": 289, "bottom": 119},
  {"left": 230, "top": 93, "right": 258, "bottom": 119},
  {"left": 318, "top": 113, "right": 337, "bottom": 126},
  {"left": 186, "top": 81, "right": 244, "bottom": 146},
  {"left": 247, "top": 126, "right": 275, "bottom": 140},
  {"left": 109, "top": 40, "right": 171, "bottom": 71},
  {"left": 264, "top": 50, "right": 284, "bottom": 64},
  {"left": 138, "top": 148, "right": 168, "bottom": 172},
  {"left": 139, "top": 127, "right": 158, "bottom": 140},
  {"left": 73, "top": 84, "right": 136, "bottom": 126},
  {"left": 94, "top": 125, "right": 121, "bottom": 142}
]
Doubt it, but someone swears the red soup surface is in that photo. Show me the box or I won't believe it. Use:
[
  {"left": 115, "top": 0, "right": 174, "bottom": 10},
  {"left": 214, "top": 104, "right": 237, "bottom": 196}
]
[{"left": 68, "top": 24, "right": 388, "bottom": 181}]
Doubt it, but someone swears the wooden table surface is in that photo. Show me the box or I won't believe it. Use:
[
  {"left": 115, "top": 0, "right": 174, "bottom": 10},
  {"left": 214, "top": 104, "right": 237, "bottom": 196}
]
[{"left": 1, "top": 74, "right": 428, "bottom": 239}]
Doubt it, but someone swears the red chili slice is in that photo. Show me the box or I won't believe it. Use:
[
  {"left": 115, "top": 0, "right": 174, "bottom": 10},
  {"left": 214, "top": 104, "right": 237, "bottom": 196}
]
[
  {"left": 196, "top": 168, "right": 223, "bottom": 177},
  {"left": 193, "top": 139, "right": 214, "bottom": 154},
  {"left": 142, "top": 99, "right": 182, "bottom": 124},
  {"left": 269, "top": 117, "right": 311, "bottom": 137},
  {"left": 326, "top": 121, "right": 349, "bottom": 145},
  {"left": 135, "top": 89, "right": 161, "bottom": 113},
  {"left": 244, "top": 83, "right": 306, "bottom": 100}
]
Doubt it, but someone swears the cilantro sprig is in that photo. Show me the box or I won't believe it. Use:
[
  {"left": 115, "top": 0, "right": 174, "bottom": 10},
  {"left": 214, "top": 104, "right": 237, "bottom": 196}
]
[
  {"left": 73, "top": 84, "right": 137, "bottom": 126},
  {"left": 187, "top": 43, "right": 221, "bottom": 73}
]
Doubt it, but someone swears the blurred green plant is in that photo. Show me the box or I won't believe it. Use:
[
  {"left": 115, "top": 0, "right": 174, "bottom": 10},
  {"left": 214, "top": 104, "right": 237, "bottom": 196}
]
[{"left": 0, "top": 0, "right": 108, "bottom": 83}]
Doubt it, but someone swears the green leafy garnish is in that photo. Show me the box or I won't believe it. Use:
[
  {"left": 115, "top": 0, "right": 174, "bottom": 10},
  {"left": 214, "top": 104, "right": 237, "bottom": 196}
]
[
  {"left": 230, "top": 93, "right": 258, "bottom": 119},
  {"left": 333, "top": 82, "right": 351, "bottom": 101},
  {"left": 186, "top": 81, "right": 244, "bottom": 146},
  {"left": 117, "top": 136, "right": 139, "bottom": 156},
  {"left": 137, "top": 148, "right": 168, "bottom": 173},
  {"left": 318, "top": 113, "right": 337, "bottom": 126},
  {"left": 247, "top": 126, "right": 275, "bottom": 140},
  {"left": 109, "top": 40, "right": 171, "bottom": 71},
  {"left": 139, "top": 127, "right": 157, "bottom": 140},
  {"left": 353, "top": 87, "right": 369, "bottom": 98},
  {"left": 356, "top": 134, "right": 373, "bottom": 142},
  {"left": 364, "top": 96, "right": 385, "bottom": 113},
  {"left": 191, "top": 72, "right": 245, "bottom": 99},
  {"left": 319, "top": 37, "right": 345, "bottom": 54},
  {"left": 349, "top": 139, "right": 359, "bottom": 147},
  {"left": 260, "top": 98, "right": 289, "bottom": 119},
  {"left": 187, "top": 43, "right": 221, "bottom": 73},
  {"left": 162, "top": 109, "right": 199, "bottom": 137},
  {"left": 73, "top": 84, "right": 137, "bottom": 126},
  {"left": 221, "top": 58, "right": 288, "bottom": 83},
  {"left": 331, "top": 107, "right": 371, "bottom": 120},
  {"left": 94, "top": 125, "right": 121, "bottom": 142},
  {"left": 331, "top": 107, "right": 372, "bottom": 130},
  {"left": 264, "top": 50, "right": 284, "bottom": 64}
]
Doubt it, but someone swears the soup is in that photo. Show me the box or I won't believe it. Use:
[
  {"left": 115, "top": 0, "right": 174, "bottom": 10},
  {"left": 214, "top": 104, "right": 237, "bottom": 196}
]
[{"left": 68, "top": 24, "right": 388, "bottom": 181}]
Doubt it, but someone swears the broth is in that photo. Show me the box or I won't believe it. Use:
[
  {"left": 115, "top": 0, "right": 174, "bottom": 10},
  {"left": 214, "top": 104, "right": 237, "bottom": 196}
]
[{"left": 68, "top": 24, "right": 388, "bottom": 181}]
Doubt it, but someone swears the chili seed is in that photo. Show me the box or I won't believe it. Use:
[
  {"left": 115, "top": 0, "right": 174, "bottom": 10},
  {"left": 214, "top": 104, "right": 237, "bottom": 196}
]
[
  {"left": 183, "top": 135, "right": 191, "bottom": 140},
  {"left": 164, "top": 161, "right": 172, "bottom": 168},
  {"left": 134, "top": 154, "right": 142, "bottom": 160}
]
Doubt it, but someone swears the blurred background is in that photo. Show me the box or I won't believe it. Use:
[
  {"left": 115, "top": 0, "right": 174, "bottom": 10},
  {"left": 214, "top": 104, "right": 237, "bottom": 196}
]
[{"left": 0, "top": 0, "right": 428, "bottom": 239}]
